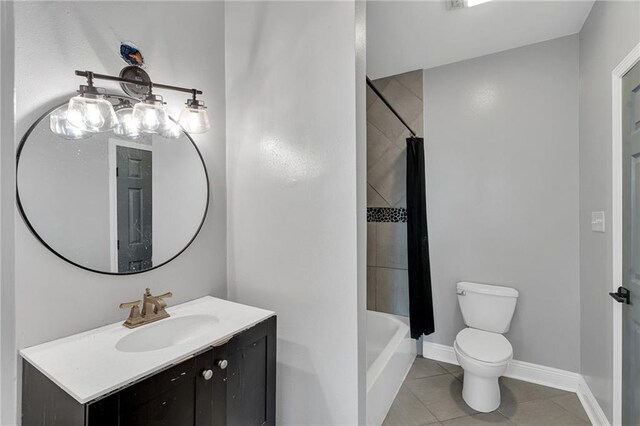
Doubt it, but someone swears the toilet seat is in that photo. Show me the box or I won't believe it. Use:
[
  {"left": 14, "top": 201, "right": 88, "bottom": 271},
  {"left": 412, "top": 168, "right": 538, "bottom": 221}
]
[{"left": 455, "top": 328, "right": 512, "bottom": 364}]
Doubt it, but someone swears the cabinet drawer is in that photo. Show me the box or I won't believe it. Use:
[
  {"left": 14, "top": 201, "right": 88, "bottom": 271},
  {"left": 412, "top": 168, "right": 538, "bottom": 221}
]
[{"left": 120, "top": 356, "right": 198, "bottom": 408}]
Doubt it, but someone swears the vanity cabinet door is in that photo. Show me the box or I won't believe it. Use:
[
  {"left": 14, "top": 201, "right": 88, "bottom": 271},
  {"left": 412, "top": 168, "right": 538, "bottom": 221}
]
[
  {"left": 226, "top": 316, "right": 276, "bottom": 426},
  {"left": 116, "top": 349, "right": 216, "bottom": 426}
]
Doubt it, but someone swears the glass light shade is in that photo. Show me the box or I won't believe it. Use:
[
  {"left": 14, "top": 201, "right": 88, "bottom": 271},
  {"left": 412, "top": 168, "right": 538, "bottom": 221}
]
[
  {"left": 66, "top": 94, "right": 118, "bottom": 133},
  {"left": 178, "top": 105, "right": 210, "bottom": 134},
  {"left": 159, "top": 119, "right": 182, "bottom": 139},
  {"left": 49, "top": 105, "right": 91, "bottom": 140},
  {"left": 114, "top": 107, "right": 142, "bottom": 140},
  {"left": 133, "top": 98, "right": 170, "bottom": 134}
]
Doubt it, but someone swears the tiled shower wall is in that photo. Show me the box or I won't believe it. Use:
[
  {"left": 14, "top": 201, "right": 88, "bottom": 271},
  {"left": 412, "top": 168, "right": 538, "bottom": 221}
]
[{"left": 367, "top": 69, "right": 423, "bottom": 316}]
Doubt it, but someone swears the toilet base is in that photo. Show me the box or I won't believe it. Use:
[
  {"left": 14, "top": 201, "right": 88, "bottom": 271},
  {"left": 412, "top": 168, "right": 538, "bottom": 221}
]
[
  {"left": 461, "top": 372, "right": 500, "bottom": 413},
  {"left": 454, "top": 341, "right": 510, "bottom": 413}
]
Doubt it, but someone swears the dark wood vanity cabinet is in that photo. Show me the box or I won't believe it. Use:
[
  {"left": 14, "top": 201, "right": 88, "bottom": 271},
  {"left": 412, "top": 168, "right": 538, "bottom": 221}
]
[{"left": 22, "top": 316, "right": 276, "bottom": 426}]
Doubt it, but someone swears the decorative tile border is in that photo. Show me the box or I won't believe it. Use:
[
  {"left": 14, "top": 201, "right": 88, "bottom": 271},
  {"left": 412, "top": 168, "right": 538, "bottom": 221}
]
[{"left": 367, "top": 207, "right": 407, "bottom": 223}]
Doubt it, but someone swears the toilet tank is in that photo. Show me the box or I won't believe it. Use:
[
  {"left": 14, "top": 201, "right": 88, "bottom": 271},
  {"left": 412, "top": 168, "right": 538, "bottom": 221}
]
[{"left": 457, "top": 282, "right": 519, "bottom": 333}]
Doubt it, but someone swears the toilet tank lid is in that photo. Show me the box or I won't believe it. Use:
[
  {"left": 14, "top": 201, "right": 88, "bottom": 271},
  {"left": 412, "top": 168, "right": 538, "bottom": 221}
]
[{"left": 457, "top": 282, "right": 519, "bottom": 298}]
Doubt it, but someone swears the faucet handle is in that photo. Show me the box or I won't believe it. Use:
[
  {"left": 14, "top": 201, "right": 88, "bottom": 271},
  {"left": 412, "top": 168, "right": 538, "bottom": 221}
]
[
  {"left": 120, "top": 300, "right": 144, "bottom": 329},
  {"left": 119, "top": 300, "right": 141, "bottom": 309},
  {"left": 154, "top": 292, "right": 172, "bottom": 310}
]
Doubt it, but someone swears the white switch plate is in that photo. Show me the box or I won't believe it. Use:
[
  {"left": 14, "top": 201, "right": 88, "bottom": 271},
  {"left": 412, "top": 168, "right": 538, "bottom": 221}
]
[{"left": 591, "top": 211, "right": 605, "bottom": 233}]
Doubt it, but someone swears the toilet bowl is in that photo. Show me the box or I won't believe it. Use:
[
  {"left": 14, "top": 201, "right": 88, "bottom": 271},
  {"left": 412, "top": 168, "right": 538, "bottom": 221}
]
[
  {"left": 454, "top": 328, "right": 512, "bottom": 412},
  {"left": 454, "top": 282, "right": 519, "bottom": 413}
]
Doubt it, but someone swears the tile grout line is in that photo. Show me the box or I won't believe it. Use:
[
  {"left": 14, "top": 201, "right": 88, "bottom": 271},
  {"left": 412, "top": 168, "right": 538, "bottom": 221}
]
[
  {"left": 377, "top": 77, "right": 424, "bottom": 125},
  {"left": 366, "top": 183, "right": 392, "bottom": 208},
  {"left": 367, "top": 117, "right": 395, "bottom": 145},
  {"left": 405, "top": 370, "right": 473, "bottom": 424},
  {"left": 394, "top": 77, "right": 423, "bottom": 103},
  {"left": 374, "top": 266, "right": 409, "bottom": 272},
  {"left": 545, "top": 395, "right": 591, "bottom": 424},
  {"left": 403, "top": 370, "right": 454, "bottom": 424},
  {"left": 366, "top": 166, "right": 395, "bottom": 207}
]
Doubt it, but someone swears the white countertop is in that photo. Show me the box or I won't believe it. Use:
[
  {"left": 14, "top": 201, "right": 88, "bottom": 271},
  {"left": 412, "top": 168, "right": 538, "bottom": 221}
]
[{"left": 20, "top": 296, "right": 274, "bottom": 404}]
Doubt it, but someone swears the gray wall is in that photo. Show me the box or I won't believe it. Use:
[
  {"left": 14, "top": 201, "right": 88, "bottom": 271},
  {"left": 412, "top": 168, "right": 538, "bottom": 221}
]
[
  {"left": 579, "top": 1, "right": 640, "bottom": 421},
  {"left": 225, "top": 2, "right": 365, "bottom": 424},
  {"left": 367, "top": 70, "right": 424, "bottom": 316},
  {"left": 423, "top": 35, "right": 581, "bottom": 372},
  {"left": 9, "top": 2, "right": 227, "bottom": 421}
]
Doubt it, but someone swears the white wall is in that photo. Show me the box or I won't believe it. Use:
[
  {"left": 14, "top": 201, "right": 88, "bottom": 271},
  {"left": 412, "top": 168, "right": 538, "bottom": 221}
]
[
  {"left": 11, "top": 2, "right": 227, "bottom": 422},
  {"left": 355, "top": 2, "right": 368, "bottom": 422},
  {"left": 366, "top": 0, "right": 593, "bottom": 79},
  {"left": 0, "top": 1, "right": 16, "bottom": 423},
  {"left": 579, "top": 1, "right": 640, "bottom": 421},
  {"left": 423, "top": 35, "right": 581, "bottom": 372},
  {"left": 152, "top": 137, "right": 209, "bottom": 266},
  {"left": 19, "top": 136, "right": 112, "bottom": 271},
  {"left": 225, "top": 2, "right": 365, "bottom": 424}
]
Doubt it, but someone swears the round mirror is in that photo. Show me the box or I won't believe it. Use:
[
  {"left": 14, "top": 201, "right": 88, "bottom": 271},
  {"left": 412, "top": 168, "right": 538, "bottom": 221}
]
[{"left": 17, "top": 96, "right": 209, "bottom": 275}]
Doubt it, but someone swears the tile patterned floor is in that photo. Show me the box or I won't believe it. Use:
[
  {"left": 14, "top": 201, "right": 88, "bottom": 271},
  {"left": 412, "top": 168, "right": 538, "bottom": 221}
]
[{"left": 383, "top": 358, "right": 590, "bottom": 426}]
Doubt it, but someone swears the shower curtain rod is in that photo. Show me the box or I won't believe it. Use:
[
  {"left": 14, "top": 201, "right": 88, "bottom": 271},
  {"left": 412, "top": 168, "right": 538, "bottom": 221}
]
[{"left": 366, "top": 76, "right": 417, "bottom": 137}]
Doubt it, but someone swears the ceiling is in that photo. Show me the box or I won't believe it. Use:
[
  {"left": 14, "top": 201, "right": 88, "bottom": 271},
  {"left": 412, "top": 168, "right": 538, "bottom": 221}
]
[{"left": 367, "top": 0, "right": 595, "bottom": 78}]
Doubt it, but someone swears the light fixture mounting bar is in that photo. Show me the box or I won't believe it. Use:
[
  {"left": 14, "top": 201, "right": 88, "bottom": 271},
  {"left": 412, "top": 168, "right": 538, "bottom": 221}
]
[{"left": 74, "top": 70, "right": 203, "bottom": 96}]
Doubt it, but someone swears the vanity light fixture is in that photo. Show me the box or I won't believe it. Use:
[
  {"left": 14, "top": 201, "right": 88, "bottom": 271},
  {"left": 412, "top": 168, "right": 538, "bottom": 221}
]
[
  {"left": 178, "top": 90, "right": 211, "bottom": 134},
  {"left": 132, "top": 84, "right": 171, "bottom": 134},
  {"left": 66, "top": 72, "right": 118, "bottom": 133},
  {"left": 58, "top": 70, "right": 210, "bottom": 140},
  {"left": 113, "top": 100, "right": 142, "bottom": 140},
  {"left": 49, "top": 105, "right": 91, "bottom": 140}
]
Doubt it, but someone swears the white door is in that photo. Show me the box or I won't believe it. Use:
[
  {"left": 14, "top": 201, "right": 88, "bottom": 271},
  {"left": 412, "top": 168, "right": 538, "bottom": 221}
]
[{"left": 620, "top": 59, "right": 640, "bottom": 426}]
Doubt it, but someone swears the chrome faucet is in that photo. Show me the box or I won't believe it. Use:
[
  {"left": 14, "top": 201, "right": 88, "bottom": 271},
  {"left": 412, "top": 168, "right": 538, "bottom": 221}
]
[{"left": 119, "top": 288, "right": 173, "bottom": 329}]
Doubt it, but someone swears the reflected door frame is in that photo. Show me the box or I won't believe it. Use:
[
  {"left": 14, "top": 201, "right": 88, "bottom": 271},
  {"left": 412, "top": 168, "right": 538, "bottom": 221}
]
[
  {"left": 108, "top": 138, "right": 153, "bottom": 273},
  {"left": 612, "top": 42, "right": 640, "bottom": 426}
]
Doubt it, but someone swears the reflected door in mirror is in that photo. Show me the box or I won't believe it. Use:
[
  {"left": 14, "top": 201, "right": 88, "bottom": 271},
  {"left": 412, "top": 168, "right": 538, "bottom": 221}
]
[{"left": 117, "top": 146, "right": 152, "bottom": 273}]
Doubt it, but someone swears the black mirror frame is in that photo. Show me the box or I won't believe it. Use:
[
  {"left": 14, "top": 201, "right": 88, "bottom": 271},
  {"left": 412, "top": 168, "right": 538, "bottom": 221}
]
[{"left": 15, "top": 94, "right": 210, "bottom": 275}]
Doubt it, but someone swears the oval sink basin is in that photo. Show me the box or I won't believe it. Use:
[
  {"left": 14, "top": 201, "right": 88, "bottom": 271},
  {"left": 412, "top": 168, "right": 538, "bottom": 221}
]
[{"left": 116, "top": 314, "right": 219, "bottom": 353}]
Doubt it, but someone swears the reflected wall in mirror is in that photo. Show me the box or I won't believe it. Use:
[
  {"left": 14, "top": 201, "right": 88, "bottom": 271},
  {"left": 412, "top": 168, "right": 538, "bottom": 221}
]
[{"left": 17, "top": 96, "right": 209, "bottom": 274}]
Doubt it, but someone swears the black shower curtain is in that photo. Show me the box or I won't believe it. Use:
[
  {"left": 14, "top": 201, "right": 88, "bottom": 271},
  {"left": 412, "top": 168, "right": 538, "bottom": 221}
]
[{"left": 406, "top": 137, "right": 435, "bottom": 338}]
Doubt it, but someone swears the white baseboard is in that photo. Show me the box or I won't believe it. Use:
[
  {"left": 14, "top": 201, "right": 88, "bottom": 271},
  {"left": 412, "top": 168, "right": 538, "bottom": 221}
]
[
  {"left": 421, "top": 341, "right": 458, "bottom": 365},
  {"left": 576, "top": 376, "right": 610, "bottom": 426},
  {"left": 422, "top": 342, "right": 609, "bottom": 425},
  {"left": 505, "top": 360, "right": 580, "bottom": 393}
]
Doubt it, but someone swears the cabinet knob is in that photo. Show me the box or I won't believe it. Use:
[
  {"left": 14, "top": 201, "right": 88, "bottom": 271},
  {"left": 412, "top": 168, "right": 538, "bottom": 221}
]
[
  {"left": 201, "top": 369, "right": 213, "bottom": 380},
  {"left": 218, "top": 359, "right": 228, "bottom": 370}
]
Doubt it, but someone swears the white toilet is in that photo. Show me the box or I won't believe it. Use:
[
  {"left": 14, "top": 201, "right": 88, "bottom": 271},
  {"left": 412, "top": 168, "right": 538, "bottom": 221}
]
[{"left": 454, "top": 281, "right": 519, "bottom": 413}]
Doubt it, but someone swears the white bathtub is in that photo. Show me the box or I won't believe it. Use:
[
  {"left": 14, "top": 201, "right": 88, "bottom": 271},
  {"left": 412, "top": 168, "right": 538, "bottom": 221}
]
[{"left": 366, "top": 310, "right": 417, "bottom": 426}]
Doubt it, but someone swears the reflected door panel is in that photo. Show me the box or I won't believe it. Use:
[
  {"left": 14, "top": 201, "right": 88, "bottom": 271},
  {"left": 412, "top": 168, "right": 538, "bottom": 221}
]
[{"left": 117, "top": 146, "right": 152, "bottom": 273}]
